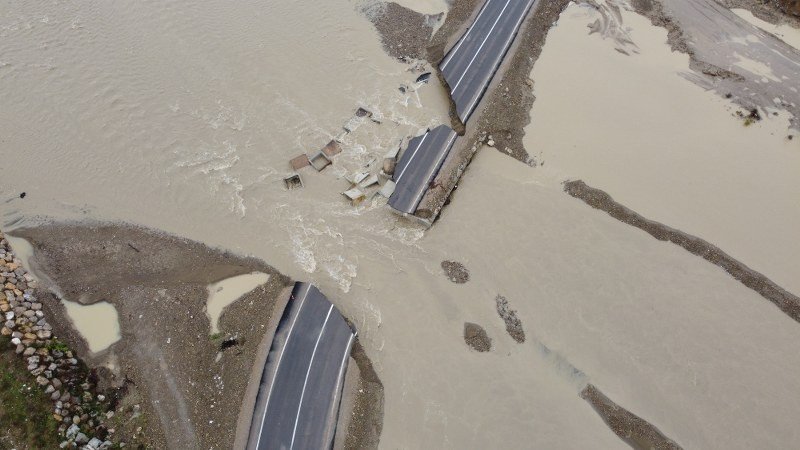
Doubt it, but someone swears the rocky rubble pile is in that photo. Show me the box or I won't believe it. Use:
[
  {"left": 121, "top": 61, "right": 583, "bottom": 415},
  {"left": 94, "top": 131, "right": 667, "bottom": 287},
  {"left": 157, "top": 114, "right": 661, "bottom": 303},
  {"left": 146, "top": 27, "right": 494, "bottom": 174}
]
[{"left": 0, "top": 231, "right": 114, "bottom": 449}]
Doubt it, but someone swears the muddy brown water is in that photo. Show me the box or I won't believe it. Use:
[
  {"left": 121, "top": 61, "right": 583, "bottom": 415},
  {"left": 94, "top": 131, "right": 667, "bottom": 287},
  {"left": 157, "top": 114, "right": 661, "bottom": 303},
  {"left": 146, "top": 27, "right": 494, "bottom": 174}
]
[{"left": 2, "top": 0, "right": 800, "bottom": 448}]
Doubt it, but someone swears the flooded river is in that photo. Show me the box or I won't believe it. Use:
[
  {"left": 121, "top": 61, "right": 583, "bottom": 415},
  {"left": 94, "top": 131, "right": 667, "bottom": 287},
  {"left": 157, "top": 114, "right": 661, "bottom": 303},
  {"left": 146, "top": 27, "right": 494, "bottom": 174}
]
[{"left": 2, "top": 0, "right": 800, "bottom": 448}]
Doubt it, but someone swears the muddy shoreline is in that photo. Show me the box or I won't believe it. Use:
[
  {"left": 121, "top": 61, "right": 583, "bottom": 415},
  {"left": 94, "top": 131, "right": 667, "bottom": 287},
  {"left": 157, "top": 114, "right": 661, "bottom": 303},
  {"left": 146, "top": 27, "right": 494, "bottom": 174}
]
[
  {"left": 13, "top": 222, "right": 292, "bottom": 448},
  {"left": 7, "top": 222, "right": 383, "bottom": 448},
  {"left": 342, "top": 339, "right": 384, "bottom": 450}
]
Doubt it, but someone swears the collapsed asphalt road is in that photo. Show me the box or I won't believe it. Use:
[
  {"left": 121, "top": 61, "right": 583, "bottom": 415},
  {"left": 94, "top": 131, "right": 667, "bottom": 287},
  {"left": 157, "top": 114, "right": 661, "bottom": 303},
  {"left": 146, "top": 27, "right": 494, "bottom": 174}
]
[
  {"left": 389, "top": 0, "right": 537, "bottom": 216},
  {"left": 246, "top": 282, "right": 356, "bottom": 450},
  {"left": 388, "top": 125, "right": 458, "bottom": 214}
]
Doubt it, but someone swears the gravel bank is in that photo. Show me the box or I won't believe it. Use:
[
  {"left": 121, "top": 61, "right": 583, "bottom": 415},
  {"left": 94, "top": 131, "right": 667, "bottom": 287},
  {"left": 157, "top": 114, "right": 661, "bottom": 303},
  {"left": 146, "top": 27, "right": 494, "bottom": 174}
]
[
  {"left": 581, "top": 384, "right": 683, "bottom": 450},
  {"left": 463, "top": 322, "right": 491, "bottom": 352},
  {"left": 342, "top": 339, "right": 384, "bottom": 450},
  {"left": 564, "top": 180, "right": 800, "bottom": 323},
  {"left": 11, "top": 223, "right": 292, "bottom": 449}
]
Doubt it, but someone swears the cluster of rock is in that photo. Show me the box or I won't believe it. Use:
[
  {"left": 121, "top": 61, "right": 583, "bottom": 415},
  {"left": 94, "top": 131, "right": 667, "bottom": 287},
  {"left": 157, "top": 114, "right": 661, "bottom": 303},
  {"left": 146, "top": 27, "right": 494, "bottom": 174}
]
[
  {"left": 495, "top": 295, "right": 526, "bottom": 343},
  {"left": 0, "top": 231, "right": 114, "bottom": 449},
  {"left": 777, "top": 0, "right": 800, "bottom": 17}
]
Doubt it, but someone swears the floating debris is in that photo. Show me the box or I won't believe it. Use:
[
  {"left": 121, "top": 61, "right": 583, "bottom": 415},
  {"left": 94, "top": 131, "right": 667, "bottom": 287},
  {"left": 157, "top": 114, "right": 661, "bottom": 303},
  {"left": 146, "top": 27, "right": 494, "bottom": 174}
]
[
  {"left": 283, "top": 173, "right": 303, "bottom": 190},
  {"left": 309, "top": 152, "right": 332, "bottom": 171},
  {"left": 359, "top": 174, "right": 379, "bottom": 189},
  {"left": 379, "top": 180, "right": 396, "bottom": 198},
  {"left": 321, "top": 140, "right": 342, "bottom": 158},
  {"left": 342, "top": 188, "right": 366, "bottom": 205},
  {"left": 348, "top": 171, "right": 370, "bottom": 185},
  {"left": 290, "top": 154, "right": 311, "bottom": 170}
]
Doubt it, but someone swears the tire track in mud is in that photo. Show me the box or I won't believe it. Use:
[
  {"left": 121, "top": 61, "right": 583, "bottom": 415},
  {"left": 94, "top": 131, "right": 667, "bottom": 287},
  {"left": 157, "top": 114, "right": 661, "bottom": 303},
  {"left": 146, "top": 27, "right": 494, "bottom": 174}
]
[{"left": 564, "top": 180, "right": 800, "bottom": 324}]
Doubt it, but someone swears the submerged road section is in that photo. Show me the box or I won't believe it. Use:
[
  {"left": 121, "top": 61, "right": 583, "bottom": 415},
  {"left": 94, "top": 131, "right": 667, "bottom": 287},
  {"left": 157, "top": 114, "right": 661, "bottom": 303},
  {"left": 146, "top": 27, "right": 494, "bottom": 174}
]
[
  {"left": 389, "top": 0, "right": 536, "bottom": 216},
  {"left": 246, "top": 282, "right": 356, "bottom": 450}
]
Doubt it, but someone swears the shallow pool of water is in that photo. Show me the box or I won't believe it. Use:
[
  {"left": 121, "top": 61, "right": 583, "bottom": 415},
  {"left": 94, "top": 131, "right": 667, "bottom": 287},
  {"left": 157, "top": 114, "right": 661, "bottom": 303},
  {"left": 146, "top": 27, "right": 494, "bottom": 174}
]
[
  {"left": 206, "top": 272, "right": 270, "bottom": 334},
  {"left": 62, "top": 297, "right": 122, "bottom": 354}
]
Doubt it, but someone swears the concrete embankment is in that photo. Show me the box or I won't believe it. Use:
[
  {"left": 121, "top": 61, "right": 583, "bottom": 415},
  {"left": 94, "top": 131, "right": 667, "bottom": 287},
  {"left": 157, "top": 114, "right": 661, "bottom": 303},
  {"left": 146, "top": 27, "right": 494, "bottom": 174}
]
[{"left": 1, "top": 229, "right": 114, "bottom": 449}]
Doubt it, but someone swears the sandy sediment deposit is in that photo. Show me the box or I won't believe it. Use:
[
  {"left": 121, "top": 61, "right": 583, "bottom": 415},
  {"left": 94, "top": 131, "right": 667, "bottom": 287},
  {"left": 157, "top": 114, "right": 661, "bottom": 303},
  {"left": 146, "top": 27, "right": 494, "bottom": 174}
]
[
  {"left": 524, "top": 1, "right": 800, "bottom": 295},
  {"left": 629, "top": 0, "right": 800, "bottom": 127}
]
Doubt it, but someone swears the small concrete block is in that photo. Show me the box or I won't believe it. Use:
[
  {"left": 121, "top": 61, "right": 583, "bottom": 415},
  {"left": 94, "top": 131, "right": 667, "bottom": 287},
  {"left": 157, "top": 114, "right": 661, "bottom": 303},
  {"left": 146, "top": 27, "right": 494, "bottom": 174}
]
[
  {"left": 379, "top": 180, "right": 396, "bottom": 198},
  {"left": 283, "top": 173, "right": 303, "bottom": 190},
  {"left": 290, "top": 154, "right": 311, "bottom": 170},
  {"left": 348, "top": 171, "right": 369, "bottom": 185},
  {"left": 321, "top": 140, "right": 342, "bottom": 158},
  {"left": 310, "top": 152, "right": 332, "bottom": 171},
  {"left": 342, "top": 188, "right": 366, "bottom": 205},
  {"left": 359, "top": 174, "right": 379, "bottom": 189},
  {"left": 355, "top": 107, "right": 373, "bottom": 118}
]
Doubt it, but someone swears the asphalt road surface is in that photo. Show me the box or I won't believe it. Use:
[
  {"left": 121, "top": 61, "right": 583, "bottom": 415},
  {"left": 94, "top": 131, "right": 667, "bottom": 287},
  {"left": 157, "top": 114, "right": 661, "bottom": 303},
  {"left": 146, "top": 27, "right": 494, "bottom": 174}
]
[
  {"left": 388, "top": 0, "right": 536, "bottom": 216},
  {"left": 389, "top": 125, "right": 458, "bottom": 214},
  {"left": 441, "top": 0, "right": 536, "bottom": 122},
  {"left": 246, "top": 282, "right": 356, "bottom": 450}
]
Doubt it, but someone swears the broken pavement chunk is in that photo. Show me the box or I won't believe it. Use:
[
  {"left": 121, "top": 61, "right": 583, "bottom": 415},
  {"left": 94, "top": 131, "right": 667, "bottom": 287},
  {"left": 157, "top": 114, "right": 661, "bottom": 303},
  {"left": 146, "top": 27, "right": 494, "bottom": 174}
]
[
  {"left": 290, "top": 154, "right": 311, "bottom": 170},
  {"left": 283, "top": 173, "right": 303, "bottom": 190},
  {"left": 309, "top": 152, "right": 332, "bottom": 171},
  {"left": 348, "top": 171, "right": 369, "bottom": 185},
  {"left": 359, "top": 174, "right": 379, "bottom": 189},
  {"left": 379, "top": 180, "right": 396, "bottom": 198},
  {"left": 321, "top": 140, "right": 342, "bottom": 158},
  {"left": 355, "top": 107, "right": 373, "bottom": 118},
  {"left": 342, "top": 188, "right": 366, "bottom": 205}
]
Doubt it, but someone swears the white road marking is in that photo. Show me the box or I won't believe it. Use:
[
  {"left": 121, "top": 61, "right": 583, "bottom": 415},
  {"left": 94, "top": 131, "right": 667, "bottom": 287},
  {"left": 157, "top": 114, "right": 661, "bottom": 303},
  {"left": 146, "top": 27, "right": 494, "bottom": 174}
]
[
  {"left": 290, "top": 304, "right": 334, "bottom": 450},
  {"left": 254, "top": 283, "right": 311, "bottom": 450},
  {"left": 394, "top": 131, "right": 430, "bottom": 183},
  {"left": 440, "top": 0, "right": 493, "bottom": 70},
  {"left": 461, "top": 0, "right": 535, "bottom": 119},
  {"left": 408, "top": 130, "right": 458, "bottom": 210},
  {"left": 451, "top": 0, "right": 512, "bottom": 94},
  {"left": 328, "top": 332, "right": 356, "bottom": 429}
]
